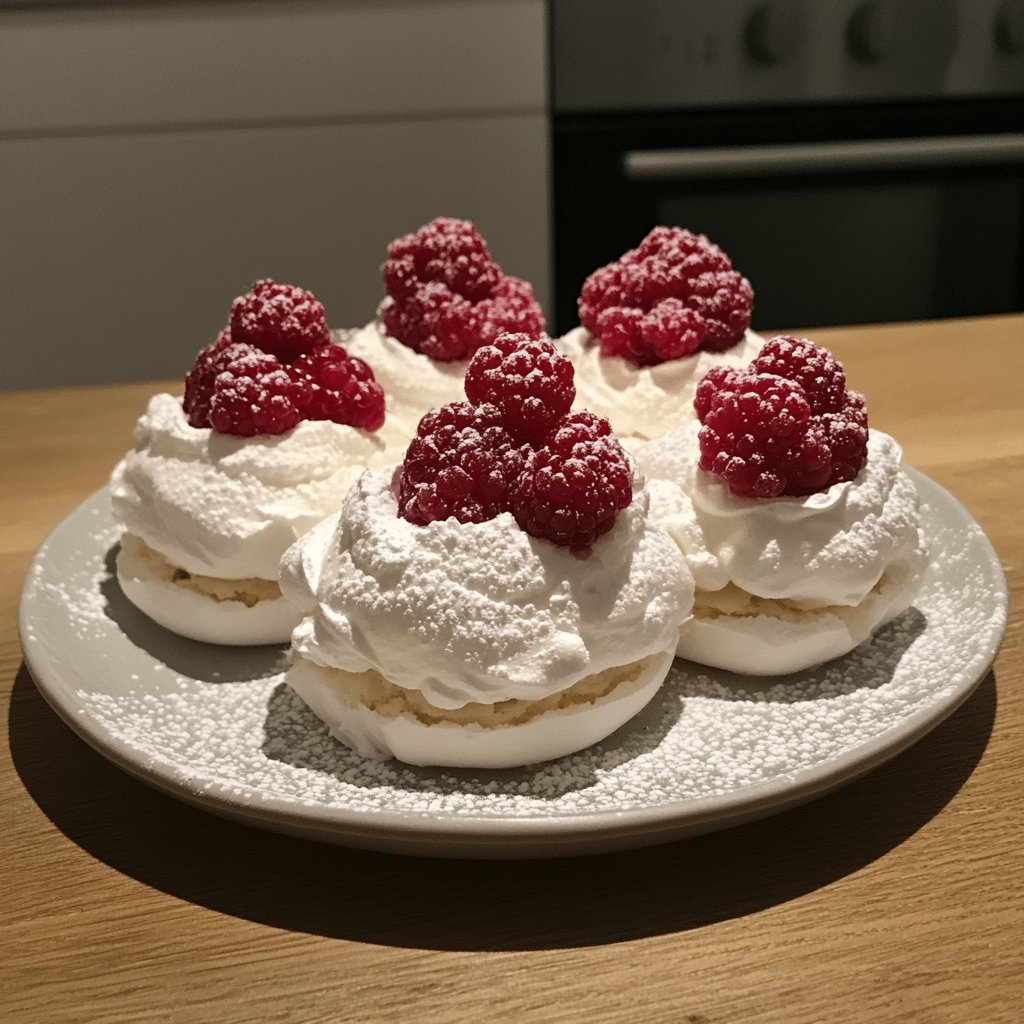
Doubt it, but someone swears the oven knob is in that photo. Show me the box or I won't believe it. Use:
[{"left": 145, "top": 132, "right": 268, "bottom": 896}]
[
  {"left": 995, "top": 0, "right": 1024, "bottom": 56},
  {"left": 847, "top": 0, "right": 896, "bottom": 64},
  {"left": 744, "top": 3, "right": 803, "bottom": 66}
]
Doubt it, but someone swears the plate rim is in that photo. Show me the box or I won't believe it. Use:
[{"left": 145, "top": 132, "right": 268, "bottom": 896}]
[{"left": 17, "top": 468, "right": 1008, "bottom": 855}]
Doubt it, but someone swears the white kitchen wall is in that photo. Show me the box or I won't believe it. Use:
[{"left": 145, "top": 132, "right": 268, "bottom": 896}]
[{"left": 0, "top": 0, "right": 550, "bottom": 389}]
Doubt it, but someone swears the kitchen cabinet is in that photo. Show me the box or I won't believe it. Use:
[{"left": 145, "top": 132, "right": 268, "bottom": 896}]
[{"left": 1, "top": 0, "right": 549, "bottom": 389}]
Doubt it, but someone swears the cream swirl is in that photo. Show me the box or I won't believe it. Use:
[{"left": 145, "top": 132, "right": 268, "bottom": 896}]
[
  {"left": 560, "top": 326, "right": 765, "bottom": 443},
  {"left": 340, "top": 319, "right": 469, "bottom": 439},
  {"left": 638, "top": 422, "right": 922, "bottom": 607},
  {"left": 281, "top": 466, "right": 694, "bottom": 710},
  {"left": 110, "top": 393, "right": 404, "bottom": 580}
]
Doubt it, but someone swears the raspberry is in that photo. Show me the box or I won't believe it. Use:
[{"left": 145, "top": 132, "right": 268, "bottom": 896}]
[
  {"left": 397, "top": 402, "right": 525, "bottom": 525},
  {"left": 751, "top": 335, "right": 846, "bottom": 414},
  {"left": 183, "top": 328, "right": 237, "bottom": 428},
  {"left": 509, "top": 412, "right": 633, "bottom": 550},
  {"left": 289, "top": 343, "right": 385, "bottom": 431},
  {"left": 382, "top": 216, "right": 499, "bottom": 303},
  {"left": 380, "top": 281, "right": 473, "bottom": 360},
  {"left": 693, "top": 365, "right": 738, "bottom": 422},
  {"left": 541, "top": 410, "right": 613, "bottom": 453},
  {"left": 229, "top": 279, "right": 329, "bottom": 363},
  {"left": 207, "top": 347, "right": 309, "bottom": 437},
  {"left": 842, "top": 389, "right": 868, "bottom": 429},
  {"left": 477, "top": 274, "right": 547, "bottom": 341},
  {"left": 464, "top": 333, "right": 575, "bottom": 443},
  {"left": 823, "top": 394, "right": 870, "bottom": 483},
  {"left": 380, "top": 218, "right": 544, "bottom": 361},
  {"left": 695, "top": 338, "right": 868, "bottom": 498},
  {"left": 579, "top": 227, "right": 753, "bottom": 366}
]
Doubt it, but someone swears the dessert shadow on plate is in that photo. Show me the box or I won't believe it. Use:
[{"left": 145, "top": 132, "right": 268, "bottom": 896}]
[
  {"left": 674, "top": 606, "right": 927, "bottom": 705},
  {"left": 256, "top": 608, "right": 924, "bottom": 796},
  {"left": 260, "top": 673, "right": 684, "bottom": 799},
  {"left": 99, "top": 544, "right": 286, "bottom": 684},
  {"left": 8, "top": 662, "right": 997, "bottom": 948}
]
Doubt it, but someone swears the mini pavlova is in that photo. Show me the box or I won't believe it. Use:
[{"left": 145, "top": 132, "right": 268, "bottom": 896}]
[
  {"left": 560, "top": 226, "right": 765, "bottom": 448},
  {"left": 281, "top": 333, "right": 694, "bottom": 768},
  {"left": 342, "top": 217, "right": 546, "bottom": 438},
  {"left": 110, "top": 280, "right": 404, "bottom": 645},
  {"left": 636, "top": 336, "right": 927, "bottom": 675}
]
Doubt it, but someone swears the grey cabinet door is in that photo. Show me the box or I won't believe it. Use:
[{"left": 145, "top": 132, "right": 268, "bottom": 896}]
[
  {"left": 0, "top": 1, "right": 549, "bottom": 389},
  {"left": 2, "top": 115, "right": 550, "bottom": 388}
]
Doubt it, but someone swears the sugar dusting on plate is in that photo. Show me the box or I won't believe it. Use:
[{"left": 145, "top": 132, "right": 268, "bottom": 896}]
[{"left": 23, "top": 481, "right": 1006, "bottom": 824}]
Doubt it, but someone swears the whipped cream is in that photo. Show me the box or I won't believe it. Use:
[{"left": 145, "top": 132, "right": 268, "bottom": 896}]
[
  {"left": 340, "top": 321, "right": 469, "bottom": 439},
  {"left": 281, "top": 466, "right": 694, "bottom": 710},
  {"left": 560, "top": 326, "right": 765, "bottom": 443},
  {"left": 110, "top": 393, "right": 404, "bottom": 580},
  {"left": 638, "top": 422, "right": 923, "bottom": 607}
]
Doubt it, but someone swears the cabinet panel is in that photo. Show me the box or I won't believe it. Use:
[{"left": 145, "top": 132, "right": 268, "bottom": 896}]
[
  {"left": 2, "top": 115, "right": 550, "bottom": 389},
  {"left": 0, "top": 0, "right": 546, "bottom": 133}
]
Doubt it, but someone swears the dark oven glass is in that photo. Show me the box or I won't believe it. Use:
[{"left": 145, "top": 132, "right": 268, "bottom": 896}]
[{"left": 551, "top": 101, "right": 1024, "bottom": 334}]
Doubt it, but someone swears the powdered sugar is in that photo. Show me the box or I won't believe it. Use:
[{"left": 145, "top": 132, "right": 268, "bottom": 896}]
[
  {"left": 20, "top": 478, "right": 1005, "bottom": 838},
  {"left": 110, "top": 393, "right": 406, "bottom": 580},
  {"left": 638, "top": 424, "right": 922, "bottom": 606},
  {"left": 282, "top": 467, "right": 692, "bottom": 709}
]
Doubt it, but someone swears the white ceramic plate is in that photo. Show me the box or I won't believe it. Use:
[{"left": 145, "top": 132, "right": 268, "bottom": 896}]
[{"left": 18, "top": 470, "right": 1006, "bottom": 859}]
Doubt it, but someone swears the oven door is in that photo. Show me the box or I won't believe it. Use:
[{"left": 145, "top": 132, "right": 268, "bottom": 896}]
[{"left": 551, "top": 103, "right": 1024, "bottom": 334}]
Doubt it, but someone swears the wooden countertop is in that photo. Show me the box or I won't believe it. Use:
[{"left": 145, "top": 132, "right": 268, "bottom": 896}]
[{"left": 2, "top": 315, "right": 1021, "bottom": 1023}]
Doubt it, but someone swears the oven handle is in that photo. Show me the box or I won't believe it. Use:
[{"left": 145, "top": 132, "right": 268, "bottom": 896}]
[{"left": 623, "top": 133, "right": 1024, "bottom": 180}]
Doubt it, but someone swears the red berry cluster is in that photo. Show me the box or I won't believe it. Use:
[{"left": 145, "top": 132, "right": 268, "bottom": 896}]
[
  {"left": 183, "top": 280, "right": 385, "bottom": 436},
  {"left": 230, "top": 279, "right": 330, "bottom": 362},
  {"left": 380, "top": 218, "right": 545, "bottom": 362},
  {"left": 398, "top": 402, "right": 525, "bottom": 525},
  {"left": 397, "top": 333, "right": 633, "bottom": 550},
  {"left": 509, "top": 411, "right": 633, "bottom": 549},
  {"left": 463, "top": 332, "right": 576, "bottom": 443},
  {"left": 694, "top": 336, "right": 868, "bottom": 499},
  {"left": 578, "top": 227, "right": 754, "bottom": 367}
]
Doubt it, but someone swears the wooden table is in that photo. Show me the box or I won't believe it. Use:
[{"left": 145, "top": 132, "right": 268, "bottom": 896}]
[{"left": 2, "top": 316, "right": 1021, "bottom": 1024}]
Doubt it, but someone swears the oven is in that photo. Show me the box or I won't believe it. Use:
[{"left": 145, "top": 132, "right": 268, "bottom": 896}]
[{"left": 550, "top": 0, "right": 1024, "bottom": 334}]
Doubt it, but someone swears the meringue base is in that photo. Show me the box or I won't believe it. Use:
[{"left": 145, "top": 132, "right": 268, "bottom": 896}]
[
  {"left": 285, "top": 650, "right": 673, "bottom": 768},
  {"left": 116, "top": 533, "right": 295, "bottom": 646},
  {"left": 677, "top": 551, "right": 926, "bottom": 675}
]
